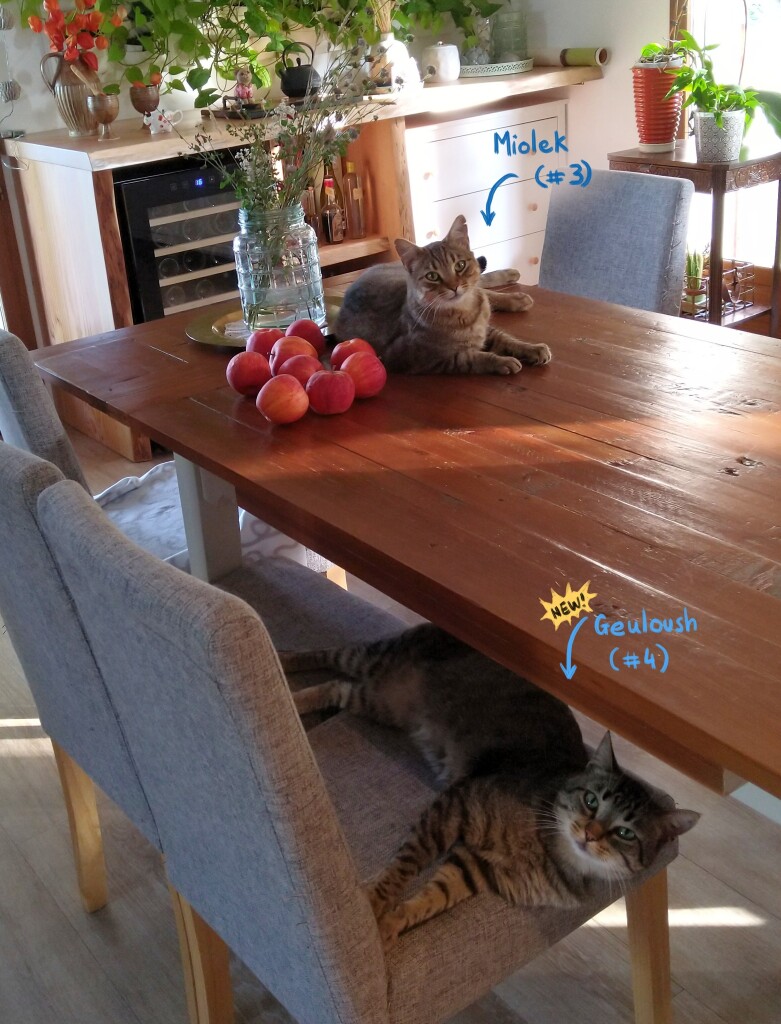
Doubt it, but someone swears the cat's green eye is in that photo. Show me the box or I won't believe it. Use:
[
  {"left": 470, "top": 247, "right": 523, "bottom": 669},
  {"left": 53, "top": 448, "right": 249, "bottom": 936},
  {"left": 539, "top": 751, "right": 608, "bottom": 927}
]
[
  {"left": 583, "top": 791, "right": 599, "bottom": 811},
  {"left": 425, "top": 271, "right": 441, "bottom": 283},
  {"left": 454, "top": 259, "right": 467, "bottom": 273},
  {"left": 615, "top": 826, "right": 637, "bottom": 841}
]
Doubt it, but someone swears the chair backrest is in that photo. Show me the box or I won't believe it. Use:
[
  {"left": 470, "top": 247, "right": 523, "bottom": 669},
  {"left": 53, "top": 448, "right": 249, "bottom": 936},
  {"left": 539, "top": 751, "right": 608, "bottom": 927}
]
[
  {"left": 0, "top": 329, "right": 90, "bottom": 489},
  {"left": 538, "top": 169, "right": 694, "bottom": 315},
  {"left": 38, "top": 479, "right": 389, "bottom": 1024},
  {"left": 0, "top": 444, "right": 159, "bottom": 846}
]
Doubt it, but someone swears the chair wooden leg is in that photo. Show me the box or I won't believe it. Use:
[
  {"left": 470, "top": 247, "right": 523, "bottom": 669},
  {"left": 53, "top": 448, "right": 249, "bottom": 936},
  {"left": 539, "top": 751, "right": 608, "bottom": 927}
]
[
  {"left": 51, "top": 740, "right": 109, "bottom": 913},
  {"left": 326, "top": 565, "right": 348, "bottom": 590},
  {"left": 168, "top": 883, "right": 234, "bottom": 1024},
  {"left": 625, "top": 868, "right": 672, "bottom": 1024}
]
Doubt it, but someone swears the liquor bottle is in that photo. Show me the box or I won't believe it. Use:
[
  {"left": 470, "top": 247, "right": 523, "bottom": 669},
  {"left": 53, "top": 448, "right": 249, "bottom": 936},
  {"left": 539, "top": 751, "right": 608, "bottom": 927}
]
[
  {"left": 321, "top": 178, "right": 345, "bottom": 244},
  {"left": 300, "top": 181, "right": 322, "bottom": 240},
  {"left": 319, "top": 161, "right": 344, "bottom": 212},
  {"left": 320, "top": 165, "right": 345, "bottom": 244},
  {"left": 342, "top": 160, "right": 366, "bottom": 239}
]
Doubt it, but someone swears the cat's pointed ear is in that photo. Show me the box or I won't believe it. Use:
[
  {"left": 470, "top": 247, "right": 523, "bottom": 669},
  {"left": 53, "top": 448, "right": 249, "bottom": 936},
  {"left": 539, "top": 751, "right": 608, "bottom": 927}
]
[
  {"left": 395, "top": 237, "right": 423, "bottom": 269},
  {"left": 661, "top": 808, "right": 701, "bottom": 841},
  {"left": 445, "top": 215, "right": 470, "bottom": 247},
  {"left": 589, "top": 732, "right": 618, "bottom": 772}
]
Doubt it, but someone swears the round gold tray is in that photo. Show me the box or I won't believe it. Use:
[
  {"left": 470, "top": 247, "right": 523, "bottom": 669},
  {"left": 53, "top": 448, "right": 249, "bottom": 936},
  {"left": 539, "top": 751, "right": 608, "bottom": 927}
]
[{"left": 186, "top": 309, "right": 249, "bottom": 349}]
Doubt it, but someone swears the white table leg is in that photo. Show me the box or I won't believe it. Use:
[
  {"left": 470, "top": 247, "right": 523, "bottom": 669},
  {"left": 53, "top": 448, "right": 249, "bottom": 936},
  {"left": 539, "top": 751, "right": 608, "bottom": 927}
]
[{"left": 173, "top": 455, "right": 242, "bottom": 582}]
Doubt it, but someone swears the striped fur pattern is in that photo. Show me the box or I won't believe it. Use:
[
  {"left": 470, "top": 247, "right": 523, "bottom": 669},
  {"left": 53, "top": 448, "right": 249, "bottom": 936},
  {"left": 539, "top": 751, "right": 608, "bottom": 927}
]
[
  {"left": 282, "top": 623, "right": 587, "bottom": 784},
  {"left": 282, "top": 628, "right": 699, "bottom": 949},
  {"left": 333, "top": 215, "right": 552, "bottom": 374},
  {"left": 368, "top": 733, "right": 700, "bottom": 949}
]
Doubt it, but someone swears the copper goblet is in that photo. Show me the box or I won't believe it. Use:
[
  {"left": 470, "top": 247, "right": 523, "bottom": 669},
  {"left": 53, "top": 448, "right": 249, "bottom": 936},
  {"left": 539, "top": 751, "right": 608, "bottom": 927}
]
[
  {"left": 129, "top": 84, "right": 160, "bottom": 129},
  {"left": 86, "top": 93, "right": 120, "bottom": 141}
]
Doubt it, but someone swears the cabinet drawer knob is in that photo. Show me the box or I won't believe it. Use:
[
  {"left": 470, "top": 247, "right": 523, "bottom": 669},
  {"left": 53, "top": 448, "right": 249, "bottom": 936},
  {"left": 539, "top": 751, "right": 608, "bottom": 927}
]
[
  {"left": 528, "top": 202, "right": 538, "bottom": 212},
  {"left": 423, "top": 171, "right": 433, "bottom": 180},
  {"left": 529, "top": 256, "right": 540, "bottom": 265}
]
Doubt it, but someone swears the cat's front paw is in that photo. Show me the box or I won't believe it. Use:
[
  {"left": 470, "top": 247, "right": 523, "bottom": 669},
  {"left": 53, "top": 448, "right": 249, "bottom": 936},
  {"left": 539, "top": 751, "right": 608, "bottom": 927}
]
[
  {"left": 524, "top": 344, "right": 552, "bottom": 366},
  {"left": 496, "top": 357, "right": 523, "bottom": 375},
  {"left": 504, "top": 288, "right": 534, "bottom": 312},
  {"left": 367, "top": 881, "right": 393, "bottom": 920},
  {"left": 377, "top": 908, "right": 406, "bottom": 952}
]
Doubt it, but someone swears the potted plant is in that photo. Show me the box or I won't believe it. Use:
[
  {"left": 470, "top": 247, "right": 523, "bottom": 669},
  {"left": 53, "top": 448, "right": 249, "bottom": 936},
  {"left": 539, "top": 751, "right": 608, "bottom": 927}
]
[
  {"left": 681, "top": 249, "right": 706, "bottom": 315},
  {"left": 632, "top": 0, "right": 688, "bottom": 152},
  {"left": 663, "top": 31, "right": 781, "bottom": 162}
]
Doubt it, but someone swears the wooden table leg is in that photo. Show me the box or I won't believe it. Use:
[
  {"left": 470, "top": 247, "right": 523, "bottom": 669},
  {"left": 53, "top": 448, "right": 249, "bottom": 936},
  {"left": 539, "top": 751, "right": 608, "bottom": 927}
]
[
  {"left": 708, "top": 187, "right": 725, "bottom": 326},
  {"left": 173, "top": 455, "right": 242, "bottom": 582},
  {"left": 771, "top": 179, "right": 781, "bottom": 339},
  {"left": 626, "top": 868, "right": 672, "bottom": 1024}
]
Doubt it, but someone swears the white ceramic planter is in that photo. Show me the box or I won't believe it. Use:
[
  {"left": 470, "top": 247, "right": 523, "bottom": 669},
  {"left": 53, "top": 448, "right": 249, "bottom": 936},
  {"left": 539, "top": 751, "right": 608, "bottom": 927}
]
[{"left": 693, "top": 109, "right": 745, "bottom": 162}]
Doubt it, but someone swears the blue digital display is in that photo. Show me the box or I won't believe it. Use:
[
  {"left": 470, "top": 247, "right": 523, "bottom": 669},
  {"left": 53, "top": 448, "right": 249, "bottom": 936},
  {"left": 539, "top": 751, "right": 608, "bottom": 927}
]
[{"left": 194, "top": 177, "right": 204, "bottom": 187}]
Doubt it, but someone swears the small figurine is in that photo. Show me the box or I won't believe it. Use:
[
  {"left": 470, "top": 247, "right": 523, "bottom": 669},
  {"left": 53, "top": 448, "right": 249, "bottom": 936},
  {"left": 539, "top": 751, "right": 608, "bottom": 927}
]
[{"left": 234, "top": 66, "right": 254, "bottom": 106}]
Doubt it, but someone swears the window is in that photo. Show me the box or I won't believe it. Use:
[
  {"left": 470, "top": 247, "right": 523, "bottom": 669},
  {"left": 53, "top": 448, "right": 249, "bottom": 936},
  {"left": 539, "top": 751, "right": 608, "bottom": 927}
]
[{"left": 687, "top": 0, "right": 781, "bottom": 268}]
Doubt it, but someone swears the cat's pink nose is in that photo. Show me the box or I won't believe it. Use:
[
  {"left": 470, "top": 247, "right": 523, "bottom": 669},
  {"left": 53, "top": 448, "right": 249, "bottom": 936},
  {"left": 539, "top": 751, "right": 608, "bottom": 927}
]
[{"left": 585, "top": 821, "right": 605, "bottom": 842}]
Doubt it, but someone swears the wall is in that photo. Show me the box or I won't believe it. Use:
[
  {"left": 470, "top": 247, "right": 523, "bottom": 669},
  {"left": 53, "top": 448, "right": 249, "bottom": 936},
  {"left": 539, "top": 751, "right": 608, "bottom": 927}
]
[{"left": 521, "top": 0, "right": 670, "bottom": 167}]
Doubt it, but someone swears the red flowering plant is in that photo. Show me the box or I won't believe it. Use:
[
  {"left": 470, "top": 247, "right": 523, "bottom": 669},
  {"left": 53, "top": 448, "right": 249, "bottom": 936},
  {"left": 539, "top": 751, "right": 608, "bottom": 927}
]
[
  {"left": 26, "top": 0, "right": 131, "bottom": 90},
  {"left": 27, "top": 0, "right": 124, "bottom": 68}
]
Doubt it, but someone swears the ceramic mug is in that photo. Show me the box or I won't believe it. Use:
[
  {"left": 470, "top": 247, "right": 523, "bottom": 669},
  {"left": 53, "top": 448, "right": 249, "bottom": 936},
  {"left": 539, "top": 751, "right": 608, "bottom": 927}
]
[{"left": 144, "top": 108, "right": 183, "bottom": 134}]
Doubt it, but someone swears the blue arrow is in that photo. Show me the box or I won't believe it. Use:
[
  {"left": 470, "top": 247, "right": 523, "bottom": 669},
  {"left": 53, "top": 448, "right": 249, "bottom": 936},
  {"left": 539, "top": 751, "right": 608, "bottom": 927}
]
[
  {"left": 480, "top": 173, "right": 519, "bottom": 226},
  {"left": 560, "top": 615, "right": 589, "bottom": 680}
]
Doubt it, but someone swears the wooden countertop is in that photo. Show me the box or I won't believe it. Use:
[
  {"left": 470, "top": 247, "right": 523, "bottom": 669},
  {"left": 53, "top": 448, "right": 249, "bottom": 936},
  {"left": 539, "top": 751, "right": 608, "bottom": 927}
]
[{"left": 7, "top": 66, "right": 602, "bottom": 172}]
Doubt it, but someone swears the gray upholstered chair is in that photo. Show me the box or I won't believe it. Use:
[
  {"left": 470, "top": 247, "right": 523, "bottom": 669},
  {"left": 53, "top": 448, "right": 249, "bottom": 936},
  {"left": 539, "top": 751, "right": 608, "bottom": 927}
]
[
  {"left": 538, "top": 169, "right": 694, "bottom": 315},
  {"left": 40, "top": 475, "right": 679, "bottom": 1024},
  {"left": 0, "top": 442, "right": 401, "bottom": 1024},
  {"left": 0, "top": 329, "right": 326, "bottom": 571}
]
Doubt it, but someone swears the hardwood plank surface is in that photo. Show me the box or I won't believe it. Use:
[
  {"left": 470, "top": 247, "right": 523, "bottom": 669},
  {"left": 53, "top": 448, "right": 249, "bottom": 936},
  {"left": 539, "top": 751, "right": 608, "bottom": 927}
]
[{"left": 33, "top": 289, "right": 781, "bottom": 797}]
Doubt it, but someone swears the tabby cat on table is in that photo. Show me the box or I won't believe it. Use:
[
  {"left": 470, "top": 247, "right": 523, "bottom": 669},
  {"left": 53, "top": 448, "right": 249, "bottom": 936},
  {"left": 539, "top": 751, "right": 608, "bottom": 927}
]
[
  {"left": 334, "top": 214, "right": 553, "bottom": 375},
  {"left": 282, "top": 624, "right": 699, "bottom": 949}
]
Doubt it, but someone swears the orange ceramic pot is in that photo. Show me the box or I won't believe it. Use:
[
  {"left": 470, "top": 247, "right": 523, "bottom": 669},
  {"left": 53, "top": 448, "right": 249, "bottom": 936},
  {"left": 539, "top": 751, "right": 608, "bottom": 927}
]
[{"left": 632, "top": 62, "right": 684, "bottom": 152}]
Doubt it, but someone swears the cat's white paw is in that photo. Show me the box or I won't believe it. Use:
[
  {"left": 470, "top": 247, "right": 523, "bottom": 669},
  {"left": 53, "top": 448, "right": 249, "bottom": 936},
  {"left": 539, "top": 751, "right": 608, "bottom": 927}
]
[
  {"left": 525, "top": 344, "right": 552, "bottom": 366},
  {"left": 497, "top": 357, "right": 523, "bottom": 375}
]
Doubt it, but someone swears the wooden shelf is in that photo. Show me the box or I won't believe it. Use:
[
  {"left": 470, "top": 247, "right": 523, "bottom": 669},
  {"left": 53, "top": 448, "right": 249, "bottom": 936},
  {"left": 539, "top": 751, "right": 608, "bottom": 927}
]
[
  {"left": 681, "top": 302, "right": 770, "bottom": 329},
  {"left": 318, "top": 234, "right": 390, "bottom": 267},
  {"left": 6, "top": 67, "right": 603, "bottom": 173}
]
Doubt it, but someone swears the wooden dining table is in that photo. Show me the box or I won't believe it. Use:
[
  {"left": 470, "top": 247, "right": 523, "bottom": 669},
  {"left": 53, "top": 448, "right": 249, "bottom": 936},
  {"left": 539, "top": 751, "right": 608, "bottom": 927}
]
[{"left": 33, "top": 289, "right": 781, "bottom": 802}]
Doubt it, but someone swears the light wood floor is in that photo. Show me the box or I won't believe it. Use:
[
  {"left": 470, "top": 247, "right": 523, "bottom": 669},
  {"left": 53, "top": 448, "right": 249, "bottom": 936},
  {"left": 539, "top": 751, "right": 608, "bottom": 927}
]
[{"left": 1, "top": 430, "right": 779, "bottom": 1024}]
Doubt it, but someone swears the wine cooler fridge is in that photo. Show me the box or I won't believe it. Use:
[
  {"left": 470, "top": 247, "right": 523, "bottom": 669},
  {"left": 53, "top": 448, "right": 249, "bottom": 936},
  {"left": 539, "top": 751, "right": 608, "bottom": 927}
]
[{"left": 114, "top": 156, "right": 240, "bottom": 324}]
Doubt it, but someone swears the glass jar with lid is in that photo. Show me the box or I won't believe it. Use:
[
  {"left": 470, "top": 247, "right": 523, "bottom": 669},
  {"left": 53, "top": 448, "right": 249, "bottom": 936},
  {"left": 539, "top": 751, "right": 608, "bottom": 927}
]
[{"left": 490, "top": 1, "right": 528, "bottom": 63}]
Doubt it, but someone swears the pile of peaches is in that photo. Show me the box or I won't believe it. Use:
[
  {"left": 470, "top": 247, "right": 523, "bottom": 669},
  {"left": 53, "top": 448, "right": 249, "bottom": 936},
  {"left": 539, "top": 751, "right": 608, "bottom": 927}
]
[{"left": 225, "top": 318, "right": 386, "bottom": 425}]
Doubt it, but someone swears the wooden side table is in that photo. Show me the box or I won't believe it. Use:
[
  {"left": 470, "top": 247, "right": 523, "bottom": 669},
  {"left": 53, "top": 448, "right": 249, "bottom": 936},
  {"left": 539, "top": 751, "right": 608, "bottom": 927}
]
[{"left": 608, "top": 139, "right": 781, "bottom": 338}]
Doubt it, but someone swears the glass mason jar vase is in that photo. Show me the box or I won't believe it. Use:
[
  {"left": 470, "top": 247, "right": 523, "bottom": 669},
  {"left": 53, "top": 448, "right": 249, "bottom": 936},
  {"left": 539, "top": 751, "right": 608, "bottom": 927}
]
[{"left": 233, "top": 204, "right": 326, "bottom": 330}]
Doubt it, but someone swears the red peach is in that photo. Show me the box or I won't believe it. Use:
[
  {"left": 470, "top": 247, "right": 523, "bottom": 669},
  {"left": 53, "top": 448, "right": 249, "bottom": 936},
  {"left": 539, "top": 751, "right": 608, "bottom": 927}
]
[
  {"left": 257, "top": 375, "right": 309, "bottom": 424},
  {"left": 285, "top": 318, "right": 326, "bottom": 355},
  {"left": 277, "top": 354, "right": 323, "bottom": 387},
  {"left": 270, "top": 336, "right": 318, "bottom": 375},
  {"left": 330, "top": 337, "right": 376, "bottom": 370},
  {"left": 225, "top": 351, "right": 272, "bottom": 397},
  {"left": 341, "top": 351, "right": 387, "bottom": 398},
  {"left": 305, "top": 369, "right": 355, "bottom": 415},
  {"left": 246, "top": 327, "right": 284, "bottom": 358}
]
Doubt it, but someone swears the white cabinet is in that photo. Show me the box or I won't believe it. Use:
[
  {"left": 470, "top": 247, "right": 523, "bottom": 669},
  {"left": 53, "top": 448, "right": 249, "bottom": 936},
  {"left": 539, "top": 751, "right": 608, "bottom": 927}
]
[{"left": 405, "top": 101, "right": 567, "bottom": 284}]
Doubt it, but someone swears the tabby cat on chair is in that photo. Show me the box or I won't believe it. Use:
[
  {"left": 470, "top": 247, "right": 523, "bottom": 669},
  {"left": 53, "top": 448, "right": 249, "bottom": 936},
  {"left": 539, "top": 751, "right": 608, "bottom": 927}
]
[{"left": 282, "top": 624, "right": 699, "bottom": 948}]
